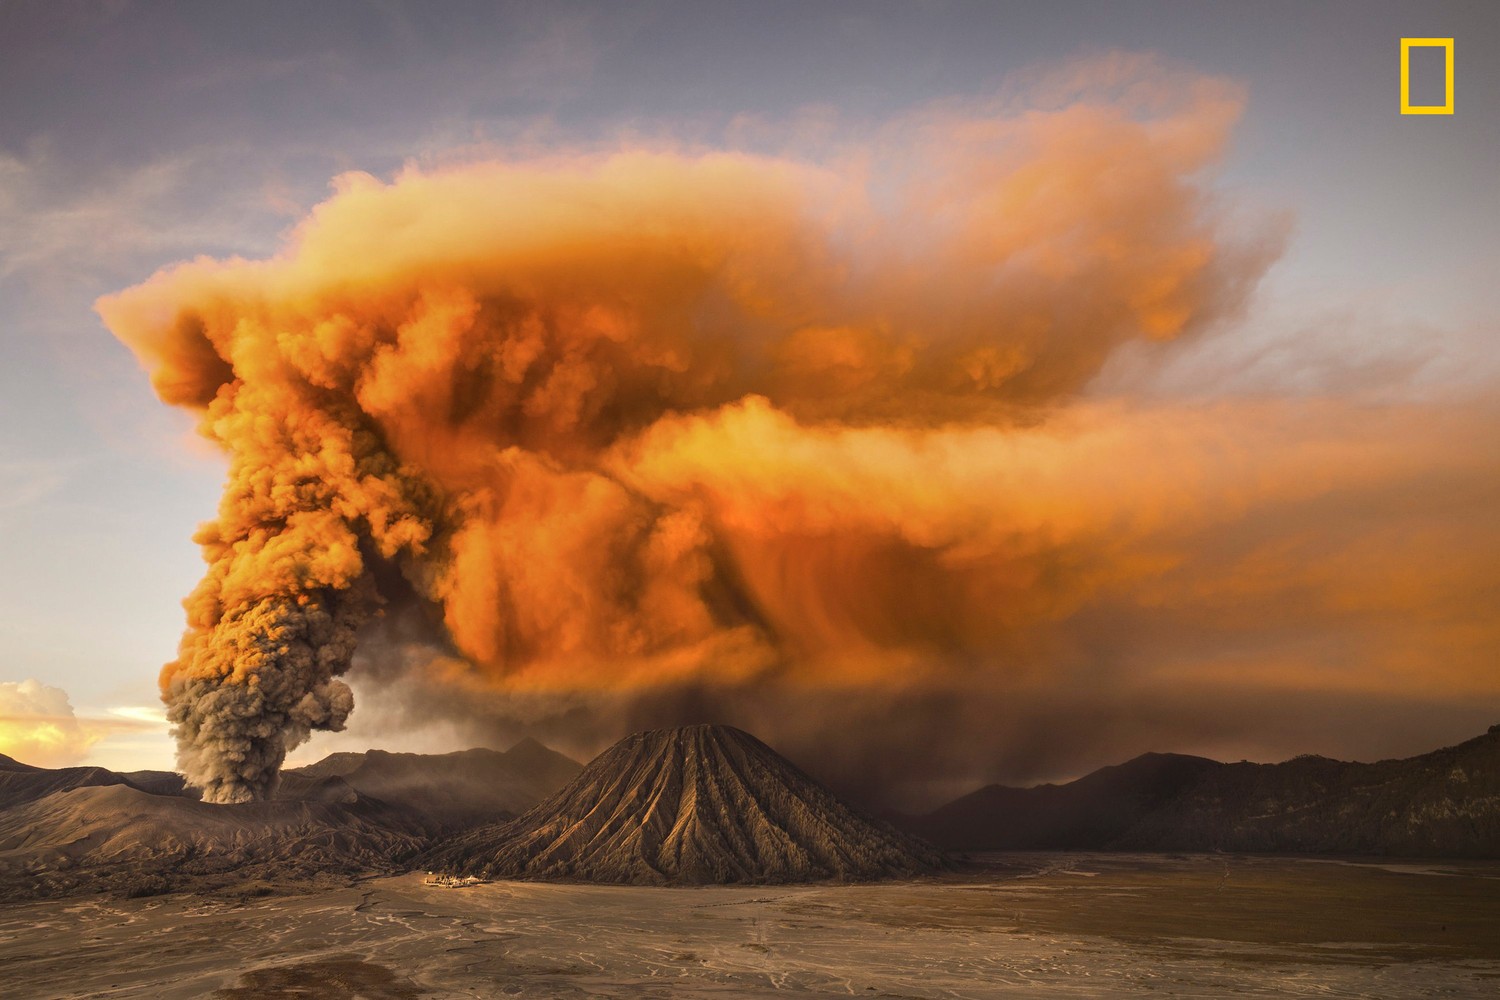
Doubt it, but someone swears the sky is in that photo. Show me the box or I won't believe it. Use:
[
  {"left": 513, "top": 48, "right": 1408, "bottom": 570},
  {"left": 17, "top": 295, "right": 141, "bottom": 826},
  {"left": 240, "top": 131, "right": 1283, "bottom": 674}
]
[{"left": 0, "top": 1, "right": 1497, "bottom": 807}]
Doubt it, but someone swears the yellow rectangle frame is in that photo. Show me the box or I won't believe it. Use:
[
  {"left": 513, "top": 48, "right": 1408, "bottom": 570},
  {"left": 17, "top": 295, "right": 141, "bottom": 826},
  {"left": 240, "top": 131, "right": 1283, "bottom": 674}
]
[{"left": 1401, "top": 38, "right": 1454, "bottom": 115}]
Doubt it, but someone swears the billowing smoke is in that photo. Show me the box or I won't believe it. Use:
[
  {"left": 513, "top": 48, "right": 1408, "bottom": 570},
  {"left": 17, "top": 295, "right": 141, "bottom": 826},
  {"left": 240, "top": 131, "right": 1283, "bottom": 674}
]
[{"left": 99, "top": 60, "right": 1280, "bottom": 803}]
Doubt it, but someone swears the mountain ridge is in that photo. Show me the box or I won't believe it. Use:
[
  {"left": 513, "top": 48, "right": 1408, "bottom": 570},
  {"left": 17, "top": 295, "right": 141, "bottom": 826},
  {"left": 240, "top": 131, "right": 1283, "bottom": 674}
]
[
  {"left": 283, "top": 740, "right": 583, "bottom": 827},
  {"left": 898, "top": 724, "right": 1500, "bottom": 856},
  {"left": 4, "top": 722, "right": 1499, "bottom": 902},
  {"left": 0, "top": 741, "right": 582, "bottom": 901}
]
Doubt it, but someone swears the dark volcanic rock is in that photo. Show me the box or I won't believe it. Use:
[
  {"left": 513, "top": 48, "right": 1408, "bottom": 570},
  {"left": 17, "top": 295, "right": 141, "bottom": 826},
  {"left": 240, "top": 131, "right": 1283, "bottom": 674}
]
[
  {"left": 425, "top": 724, "right": 946, "bottom": 884},
  {"left": 902, "top": 724, "right": 1500, "bottom": 858}
]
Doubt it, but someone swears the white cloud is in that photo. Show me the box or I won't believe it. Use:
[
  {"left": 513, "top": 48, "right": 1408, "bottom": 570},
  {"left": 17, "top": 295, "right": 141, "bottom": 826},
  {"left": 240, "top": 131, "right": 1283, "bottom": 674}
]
[
  {"left": 0, "top": 680, "right": 172, "bottom": 770},
  {"left": 0, "top": 678, "right": 99, "bottom": 767}
]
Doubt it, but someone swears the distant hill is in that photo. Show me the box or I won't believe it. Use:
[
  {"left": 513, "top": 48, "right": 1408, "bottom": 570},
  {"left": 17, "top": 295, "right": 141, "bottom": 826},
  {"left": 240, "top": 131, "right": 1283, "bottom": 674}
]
[
  {"left": 284, "top": 739, "right": 581, "bottom": 828},
  {"left": 0, "top": 753, "right": 134, "bottom": 808},
  {"left": 0, "top": 782, "right": 426, "bottom": 900},
  {"left": 899, "top": 725, "right": 1500, "bottom": 857},
  {"left": 288, "top": 752, "right": 369, "bottom": 779},
  {"left": 426, "top": 724, "right": 946, "bottom": 885},
  {"left": 0, "top": 739, "right": 581, "bottom": 901},
  {"left": 120, "top": 769, "right": 193, "bottom": 798}
]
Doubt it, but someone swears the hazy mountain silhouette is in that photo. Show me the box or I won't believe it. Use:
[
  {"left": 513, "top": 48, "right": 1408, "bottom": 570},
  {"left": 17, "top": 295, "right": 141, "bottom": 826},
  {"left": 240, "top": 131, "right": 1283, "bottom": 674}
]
[
  {"left": 901, "top": 725, "right": 1500, "bottom": 857},
  {"left": 282, "top": 739, "right": 582, "bottom": 828},
  {"left": 0, "top": 740, "right": 580, "bottom": 901},
  {"left": 426, "top": 725, "right": 947, "bottom": 884}
]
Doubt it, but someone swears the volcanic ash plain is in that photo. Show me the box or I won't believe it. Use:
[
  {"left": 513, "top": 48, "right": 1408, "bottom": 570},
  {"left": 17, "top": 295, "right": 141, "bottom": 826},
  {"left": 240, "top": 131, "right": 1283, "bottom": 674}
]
[{"left": 3, "top": 853, "right": 1499, "bottom": 999}]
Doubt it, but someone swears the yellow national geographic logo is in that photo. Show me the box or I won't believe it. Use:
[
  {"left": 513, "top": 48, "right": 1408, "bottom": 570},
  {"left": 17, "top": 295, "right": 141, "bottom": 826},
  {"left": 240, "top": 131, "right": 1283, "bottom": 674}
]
[{"left": 1400, "top": 38, "right": 1454, "bottom": 114}]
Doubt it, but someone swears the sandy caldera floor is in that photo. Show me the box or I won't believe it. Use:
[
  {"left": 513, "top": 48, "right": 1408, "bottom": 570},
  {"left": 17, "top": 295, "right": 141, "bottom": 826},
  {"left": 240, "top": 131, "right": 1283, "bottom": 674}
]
[{"left": 1, "top": 853, "right": 1498, "bottom": 999}]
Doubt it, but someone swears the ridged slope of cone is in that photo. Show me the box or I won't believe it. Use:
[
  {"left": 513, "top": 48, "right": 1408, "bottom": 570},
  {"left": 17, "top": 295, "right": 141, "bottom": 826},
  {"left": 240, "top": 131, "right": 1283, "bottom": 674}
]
[{"left": 426, "top": 725, "right": 945, "bottom": 884}]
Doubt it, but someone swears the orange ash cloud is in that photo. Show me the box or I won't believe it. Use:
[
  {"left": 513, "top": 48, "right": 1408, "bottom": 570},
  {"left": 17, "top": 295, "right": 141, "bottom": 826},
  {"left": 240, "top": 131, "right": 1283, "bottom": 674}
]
[
  {"left": 97, "top": 65, "right": 1287, "bottom": 802},
  {"left": 613, "top": 395, "right": 1500, "bottom": 694}
]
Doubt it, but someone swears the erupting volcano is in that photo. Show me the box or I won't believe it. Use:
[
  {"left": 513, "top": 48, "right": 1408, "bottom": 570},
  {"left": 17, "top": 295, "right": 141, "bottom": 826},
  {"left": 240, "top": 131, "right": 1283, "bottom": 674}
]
[{"left": 95, "top": 64, "right": 1275, "bottom": 803}]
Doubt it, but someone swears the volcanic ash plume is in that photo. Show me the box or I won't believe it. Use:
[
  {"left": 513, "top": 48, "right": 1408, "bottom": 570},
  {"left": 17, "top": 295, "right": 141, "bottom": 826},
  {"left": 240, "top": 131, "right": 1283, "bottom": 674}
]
[
  {"left": 150, "top": 380, "right": 438, "bottom": 802},
  {"left": 99, "top": 62, "right": 1275, "bottom": 802}
]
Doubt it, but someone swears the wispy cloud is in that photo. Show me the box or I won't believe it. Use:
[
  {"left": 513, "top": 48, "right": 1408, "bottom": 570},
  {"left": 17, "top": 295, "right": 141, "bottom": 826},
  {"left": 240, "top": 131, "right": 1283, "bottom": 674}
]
[
  {"left": 0, "top": 141, "right": 280, "bottom": 287},
  {"left": 0, "top": 457, "right": 74, "bottom": 521}
]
